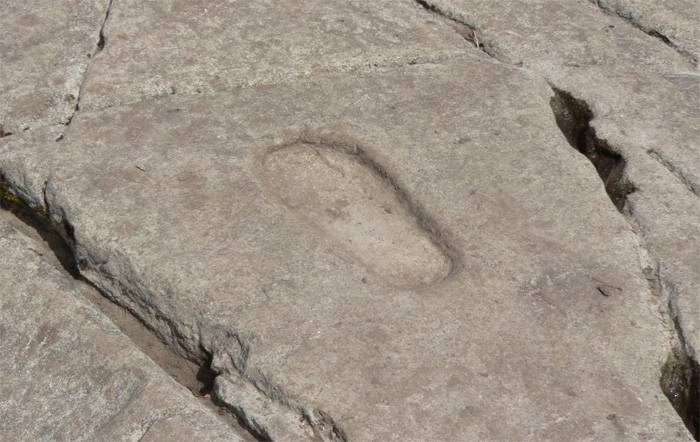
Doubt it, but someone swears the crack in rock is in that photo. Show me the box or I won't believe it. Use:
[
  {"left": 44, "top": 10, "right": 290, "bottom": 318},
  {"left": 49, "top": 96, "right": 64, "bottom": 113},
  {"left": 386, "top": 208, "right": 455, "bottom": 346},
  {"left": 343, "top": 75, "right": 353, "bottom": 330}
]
[
  {"left": 413, "top": 0, "right": 495, "bottom": 57},
  {"left": 549, "top": 87, "right": 635, "bottom": 212},
  {"left": 588, "top": 0, "right": 698, "bottom": 67},
  {"left": 647, "top": 149, "right": 700, "bottom": 198},
  {"left": 65, "top": 0, "right": 115, "bottom": 128},
  {"left": 0, "top": 173, "right": 342, "bottom": 441},
  {"left": 548, "top": 87, "right": 700, "bottom": 440},
  {"left": 0, "top": 174, "right": 260, "bottom": 441},
  {"left": 4, "top": 4, "right": 695, "bottom": 435},
  {"left": 96, "top": 0, "right": 114, "bottom": 53},
  {"left": 661, "top": 276, "right": 700, "bottom": 439}
]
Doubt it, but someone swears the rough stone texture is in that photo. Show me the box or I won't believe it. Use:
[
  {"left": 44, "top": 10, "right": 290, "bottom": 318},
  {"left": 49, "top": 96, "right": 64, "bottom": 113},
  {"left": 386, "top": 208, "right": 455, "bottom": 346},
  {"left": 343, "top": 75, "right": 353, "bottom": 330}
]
[
  {"left": 0, "top": 220, "right": 245, "bottom": 441},
  {"left": 2, "top": 0, "right": 699, "bottom": 440},
  {"left": 421, "top": 0, "right": 700, "bottom": 430},
  {"left": 0, "top": 0, "right": 108, "bottom": 134},
  {"left": 0, "top": 58, "right": 690, "bottom": 440},
  {"left": 592, "top": 0, "right": 700, "bottom": 65},
  {"left": 78, "top": 0, "right": 467, "bottom": 111}
]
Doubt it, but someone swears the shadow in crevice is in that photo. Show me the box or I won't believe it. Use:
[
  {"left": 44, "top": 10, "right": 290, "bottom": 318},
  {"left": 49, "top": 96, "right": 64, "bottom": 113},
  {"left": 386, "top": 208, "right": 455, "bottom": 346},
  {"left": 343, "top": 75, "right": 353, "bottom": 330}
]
[
  {"left": 0, "top": 176, "right": 259, "bottom": 441},
  {"left": 0, "top": 177, "right": 78, "bottom": 277},
  {"left": 661, "top": 348, "right": 700, "bottom": 439},
  {"left": 549, "top": 87, "right": 635, "bottom": 212},
  {"left": 549, "top": 89, "right": 700, "bottom": 440}
]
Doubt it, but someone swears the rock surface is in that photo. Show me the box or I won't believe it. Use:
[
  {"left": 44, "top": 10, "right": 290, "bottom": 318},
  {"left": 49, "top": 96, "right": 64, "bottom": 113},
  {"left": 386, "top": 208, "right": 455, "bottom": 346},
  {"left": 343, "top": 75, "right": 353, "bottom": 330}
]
[
  {"left": 1, "top": 59, "right": 692, "bottom": 440},
  {"left": 0, "top": 0, "right": 108, "bottom": 134},
  {"left": 78, "top": 0, "right": 467, "bottom": 111},
  {"left": 592, "top": 0, "right": 700, "bottom": 65},
  {"left": 0, "top": 219, "right": 246, "bottom": 441},
  {"left": 1, "top": 0, "right": 698, "bottom": 440}
]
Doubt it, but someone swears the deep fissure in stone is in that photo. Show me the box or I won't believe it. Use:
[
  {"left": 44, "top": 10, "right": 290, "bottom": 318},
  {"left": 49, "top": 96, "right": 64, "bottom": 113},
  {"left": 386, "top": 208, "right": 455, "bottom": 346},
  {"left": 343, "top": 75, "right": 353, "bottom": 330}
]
[
  {"left": 549, "top": 87, "right": 635, "bottom": 212},
  {"left": 661, "top": 342, "right": 700, "bottom": 438},
  {"left": 549, "top": 89, "right": 700, "bottom": 439},
  {"left": 662, "top": 282, "right": 700, "bottom": 441}
]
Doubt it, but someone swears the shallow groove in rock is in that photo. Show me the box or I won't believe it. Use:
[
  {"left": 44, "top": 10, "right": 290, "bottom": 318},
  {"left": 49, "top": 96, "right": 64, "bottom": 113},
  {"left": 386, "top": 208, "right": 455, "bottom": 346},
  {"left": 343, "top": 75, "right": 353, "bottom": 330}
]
[
  {"left": 589, "top": 0, "right": 698, "bottom": 67},
  {"left": 647, "top": 149, "right": 700, "bottom": 198},
  {"left": 413, "top": 0, "right": 494, "bottom": 56},
  {"left": 0, "top": 175, "right": 259, "bottom": 442}
]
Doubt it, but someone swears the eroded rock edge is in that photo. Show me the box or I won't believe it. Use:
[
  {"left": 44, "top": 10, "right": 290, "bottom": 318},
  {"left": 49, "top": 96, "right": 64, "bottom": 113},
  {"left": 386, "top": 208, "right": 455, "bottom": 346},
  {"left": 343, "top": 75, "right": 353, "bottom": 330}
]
[{"left": 0, "top": 173, "right": 343, "bottom": 441}]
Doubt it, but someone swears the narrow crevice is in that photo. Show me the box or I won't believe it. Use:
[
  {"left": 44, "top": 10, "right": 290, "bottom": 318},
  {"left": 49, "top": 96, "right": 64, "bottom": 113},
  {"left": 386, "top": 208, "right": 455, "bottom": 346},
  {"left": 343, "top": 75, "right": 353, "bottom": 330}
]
[
  {"left": 589, "top": 0, "right": 698, "bottom": 67},
  {"left": 548, "top": 89, "right": 700, "bottom": 439},
  {"left": 549, "top": 87, "right": 636, "bottom": 212},
  {"left": 95, "top": 0, "right": 113, "bottom": 53},
  {"left": 647, "top": 149, "right": 700, "bottom": 198},
  {"left": 413, "top": 0, "right": 495, "bottom": 57},
  {"left": 1, "top": 178, "right": 77, "bottom": 277},
  {"left": 209, "top": 393, "right": 273, "bottom": 442},
  {"left": 637, "top": 247, "right": 699, "bottom": 436},
  {"left": 65, "top": 0, "right": 114, "bottom": 127},
  {"left": 660, "top": 277, "right": 700, "bottom": 439},
  {"left": 0, "top": 126, "right": 12, "bottom": 138},
  {"left": 0, "top": 176, "right": 259, "bottom": 442}
]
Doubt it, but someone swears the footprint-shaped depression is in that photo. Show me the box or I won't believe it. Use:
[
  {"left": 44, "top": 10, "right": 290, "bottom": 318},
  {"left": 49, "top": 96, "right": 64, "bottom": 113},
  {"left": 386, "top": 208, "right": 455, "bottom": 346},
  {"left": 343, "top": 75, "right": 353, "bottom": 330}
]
[{"left": 262, "top": 142, "right": 452, "bottom": 289}]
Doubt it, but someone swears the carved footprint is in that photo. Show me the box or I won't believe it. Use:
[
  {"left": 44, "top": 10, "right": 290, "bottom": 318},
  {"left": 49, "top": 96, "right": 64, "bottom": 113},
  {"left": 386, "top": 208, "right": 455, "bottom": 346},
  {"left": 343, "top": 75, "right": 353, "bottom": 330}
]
[{"left": 262, "top": 141, "right": 452, "bottom": 289}]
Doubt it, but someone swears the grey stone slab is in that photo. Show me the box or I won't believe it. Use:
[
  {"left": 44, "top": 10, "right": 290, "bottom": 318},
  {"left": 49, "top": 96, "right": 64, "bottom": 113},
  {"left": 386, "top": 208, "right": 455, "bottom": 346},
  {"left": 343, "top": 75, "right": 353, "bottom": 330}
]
[
  {"left": 592, "top": 0, "right": 700, "bottom": 65},
  {"left": 417, "top": 0, "right": 692, "bottom": 73},
  {"left": 78, "top": 0, "right": 468, "bottom": 112},
  {"left": 416, "top": 0, "right": 700, "bottom": 431},
  {"left": 0, "top": 58, "right": 689, "bottom": 440},
  {"left": 0, "top": 0, "right": 108, "bottom": 134},
  {"left": 415, "top": 1, "right": 699, "bottom": 187},
  {"left": 0, "top": 220, "right": 244, "bottom": 441}
]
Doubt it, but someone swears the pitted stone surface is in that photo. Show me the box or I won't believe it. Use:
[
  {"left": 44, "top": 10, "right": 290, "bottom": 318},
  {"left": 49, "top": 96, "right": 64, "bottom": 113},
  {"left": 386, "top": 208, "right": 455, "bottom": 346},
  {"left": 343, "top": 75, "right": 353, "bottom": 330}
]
[{"left": 0, "top": 220, "right": 244, "bottom": 441}]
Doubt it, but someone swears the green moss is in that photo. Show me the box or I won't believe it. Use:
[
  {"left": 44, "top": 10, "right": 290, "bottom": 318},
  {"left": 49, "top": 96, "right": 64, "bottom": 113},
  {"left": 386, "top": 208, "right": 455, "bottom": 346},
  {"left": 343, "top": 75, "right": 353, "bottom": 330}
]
[
  {"left": 0, "top": 182, "right": 48, "bottom": 220},
  {"left": 0, "top": 185, "right": 22, "bottom": 206}
]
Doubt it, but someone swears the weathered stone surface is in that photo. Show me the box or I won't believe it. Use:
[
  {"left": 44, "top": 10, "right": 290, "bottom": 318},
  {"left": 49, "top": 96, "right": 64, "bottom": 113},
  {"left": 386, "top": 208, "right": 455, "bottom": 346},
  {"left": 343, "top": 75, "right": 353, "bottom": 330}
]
[
  {"left": 0, "top": 220, "right": 244, "bottom": 441},
  {"left": 592, "top": 0, "right": 700, "bottom": 65},
  {"left": 78, "top": 0, "right": 467, "bottom": 111},
  {"left": 420, "top": 0, "right": 700, "bottom": 432},
  {"left": 418, "top": 0, "right": 692, "bottom": 72},
  {"left": 0, "top": 0, "right": 108, "bottom": 134},
  {"left": 3, "top": 0, "right": 700, "bottom": 439},
  {"left": 0, "top": 57, "right": 690, "bottom": 440}
]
